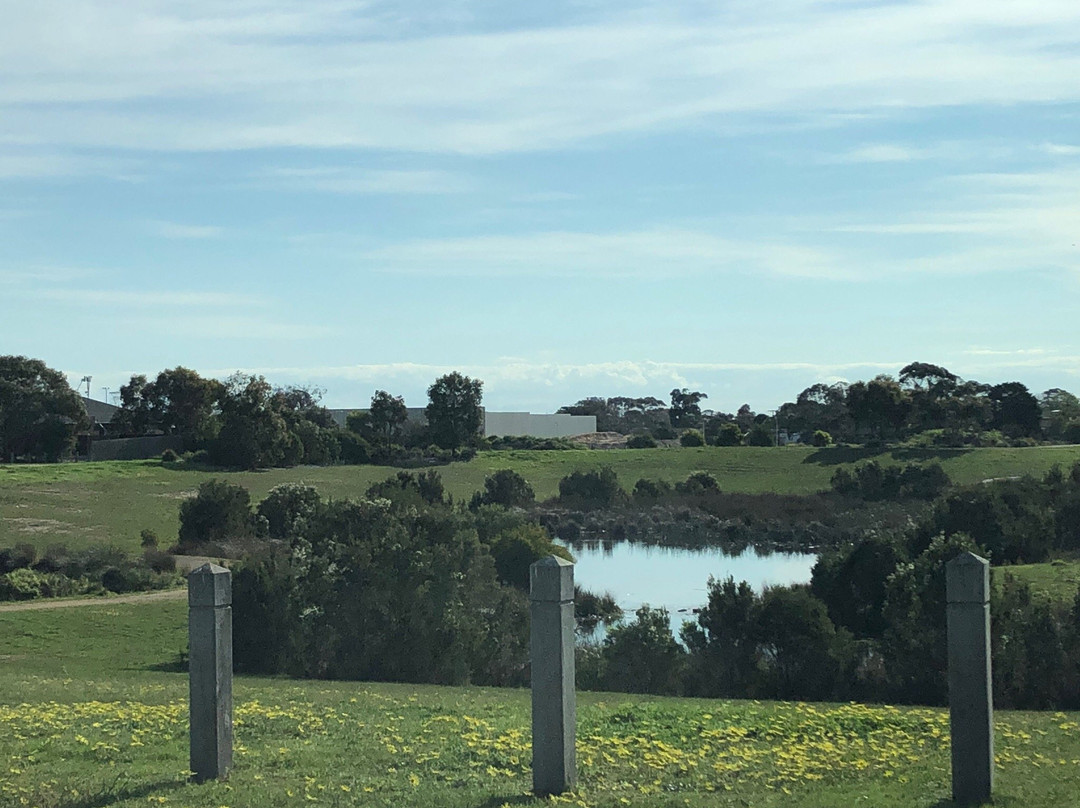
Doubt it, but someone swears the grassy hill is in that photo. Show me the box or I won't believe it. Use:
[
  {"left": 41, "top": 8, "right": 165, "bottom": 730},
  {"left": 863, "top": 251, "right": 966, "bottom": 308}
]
[
  {"left": 4, "top": 445, "right": 1080, "bottom": 554},
  {"left": 3, "top": 594, "right": 1080, "bottom": 807}
]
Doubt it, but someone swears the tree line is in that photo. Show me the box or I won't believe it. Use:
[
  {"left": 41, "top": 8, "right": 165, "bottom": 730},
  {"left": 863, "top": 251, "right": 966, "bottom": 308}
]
[
  {"left": 0, "top": 355, "right": 484, "bottom": 467},
  {"left": 560, "top": 362, "right": 1080, "bottom": 447}
]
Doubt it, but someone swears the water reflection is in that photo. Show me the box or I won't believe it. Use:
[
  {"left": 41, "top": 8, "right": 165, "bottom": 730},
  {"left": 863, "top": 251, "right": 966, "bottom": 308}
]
[{"left": 563, "top": 540, "right": 817, "bottom": 634}]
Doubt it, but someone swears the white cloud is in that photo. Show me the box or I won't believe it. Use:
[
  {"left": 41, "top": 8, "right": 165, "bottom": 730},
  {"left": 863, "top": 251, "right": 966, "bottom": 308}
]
[
  {"left": 149, "top": 221, "right": 225, "bottom": 239},
  {"left": 260, "top": 167, "right": 470, "bottom": 194},
  {"left": 362, "top": 227, "right": 850, "bottom": 279},
  {"left": 3, "top": 0, "right": 1080, "bottom": 155},
  {"left": 1041, "top": 143, "right": 1080, "bottom": 156}
]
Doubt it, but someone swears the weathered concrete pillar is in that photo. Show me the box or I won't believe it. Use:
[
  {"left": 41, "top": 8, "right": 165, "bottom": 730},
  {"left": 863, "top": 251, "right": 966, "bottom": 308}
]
[
  {"left": 947, "top": 551, "right": 993, "bottom": 806},
  {"left": 530, "top": 555, "right": 576, "bottom": 795},
  {"left": 188, "top": 563, "right": 233, "bottom": 782}
]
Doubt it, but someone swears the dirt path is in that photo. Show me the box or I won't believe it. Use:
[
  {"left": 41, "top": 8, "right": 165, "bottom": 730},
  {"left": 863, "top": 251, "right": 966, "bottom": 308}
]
[{"left": 0, "top": 588, "right": 186, "bottom": 613}]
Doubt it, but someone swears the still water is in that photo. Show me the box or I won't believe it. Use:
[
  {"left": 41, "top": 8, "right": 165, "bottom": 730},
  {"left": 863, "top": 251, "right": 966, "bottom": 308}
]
[{"left": 564, "top": 542, "right": 817, "bottom": 632}]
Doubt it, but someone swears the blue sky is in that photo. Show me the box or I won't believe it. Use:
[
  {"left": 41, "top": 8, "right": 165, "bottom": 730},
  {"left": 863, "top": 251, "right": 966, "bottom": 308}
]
[{"left": 2, "top": 0, "right": 1079, "bottom": 413}]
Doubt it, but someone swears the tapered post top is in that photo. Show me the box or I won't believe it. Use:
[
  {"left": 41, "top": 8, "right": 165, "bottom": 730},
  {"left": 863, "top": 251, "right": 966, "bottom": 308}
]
[
  {"left": 530, "top": 556, "right": 574, "bottom": 603},
  {"left": 946, "top": 552, "right": 989, "bottom": 604},
  {"left": 188, "top": 563, "right": 232, "bottom": 607}
]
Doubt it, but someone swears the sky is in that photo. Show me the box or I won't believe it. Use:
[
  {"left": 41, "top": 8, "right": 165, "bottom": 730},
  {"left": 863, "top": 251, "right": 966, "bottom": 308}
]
[{"left": 2, "top": 0, "right": 1079, "bottom": 414}]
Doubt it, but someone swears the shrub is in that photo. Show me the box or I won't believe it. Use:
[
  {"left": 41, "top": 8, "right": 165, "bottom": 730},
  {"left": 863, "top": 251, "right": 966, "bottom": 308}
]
[
  {"left": 1063, "top": 421, "right": 1080, "bottom": 444},
  {"left": 140, "top": 529, "right": 159, "bottom": 549},
  {"left": 676, "top": 471, "right": 720, "bottom": 495},
  {"left": 746, "top": 426, "right": 775, "bottom": 446},
  {"left": 558, "top": 467, "right": 626, "bottom": 509},
  {"left": 713, "top": 423, "right": 743, "bottom": 446},
  {"left": 812, "top": 430, "right": 832, "bottom": 447},
  {"left": 575, "top": 586, "right": 623, "bottom": 636},
  {"left": 177, "top": 478, "right": 255, "bottom": 550},
  {"left": 469, "top": 469, "right": 535, "bottom": 510},
  {"left": 142, "top": 547, "right": 177, "bottom": 573},
  {"left": 486, "top": 523, "right": 570, "bottom": 589},
  {"left": 601, "top": 606, "right": 686, "bottom": 695},
  {"left": 0, "top": 567, "right": 45, "bottom": 600},
  {"left": 679, "top": 430, "right": 705, "bottom": 447},
  {"left": 161, "top": 448, "right": 180, "bottom": 463},
  {"left": 633, "top": 478, "right": 673, "bottom": 501},
  {"left": 257, "top": 483, "right": 321, "bottom": 539},
  {"left": 233, "top": 497, "right": 529, "bottom": 685},
  {"left": 337, "top": 431, "right": 371, "bottom": 464},
  {"left": 626, "top": 434, "right": 657, "bottom": 449},
  {"left": 367, "top": 470, "right": 446, "bottom": 509},
  {"left": 651, "top": 425, "right": 677, "bottom": 440}
]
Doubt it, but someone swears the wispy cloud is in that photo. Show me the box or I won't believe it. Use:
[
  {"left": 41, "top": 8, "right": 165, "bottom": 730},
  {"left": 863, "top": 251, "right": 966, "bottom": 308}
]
[
  {"left": 146, "top": 219, "right": 224, "bottom": 238},
  {"left": 4, "top": 0, "right": 1080, "bottom": 154},
  {"left": 149, "top": 221, "right": 225, "bottom": 239},
  {"left": 363, "top": 227, "right": 849, "bottom": 279},
  {"left": 260, "top": 167, "right": 470, "bottom": 194}
]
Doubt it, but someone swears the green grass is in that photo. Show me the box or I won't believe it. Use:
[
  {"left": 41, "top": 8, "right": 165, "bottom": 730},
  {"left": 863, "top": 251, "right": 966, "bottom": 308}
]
[
  {"left": 4, "top": 598, "right": 1080, "bottom": 806},
  {"left": 998, "top": 560, "right": 1080, "bottom": 603},
  {"left": 4, "top": 446, "right": 1080, "bottom": 554}
]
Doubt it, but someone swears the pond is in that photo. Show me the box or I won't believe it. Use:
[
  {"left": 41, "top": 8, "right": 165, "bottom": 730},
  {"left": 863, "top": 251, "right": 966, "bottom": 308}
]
[{"left": 562, "top": 541, "right": 818, "bottom": 635}]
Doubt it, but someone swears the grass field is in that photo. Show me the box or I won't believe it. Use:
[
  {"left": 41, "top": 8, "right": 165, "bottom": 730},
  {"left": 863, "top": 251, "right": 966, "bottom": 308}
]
[
  {"left": 1000, "top": 560, "right": 1080, "bottom": 603},
  {"left": 4, "top": 445, "right": 1080, "bottom": 555},
  {"left": 4, "top": 596, "right": 1080, "bottom": 807}
]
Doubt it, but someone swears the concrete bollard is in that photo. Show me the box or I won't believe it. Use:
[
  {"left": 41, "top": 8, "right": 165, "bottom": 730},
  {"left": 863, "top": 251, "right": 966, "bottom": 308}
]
[
  {"left": 188, "top": 563, "right": 233, "bottom": 782},
  {"left": 530, "top": 555, "right": 576, "bottom": 795},
  {"left": 946, "top": 552, "right": 993, "bottom": 805}
]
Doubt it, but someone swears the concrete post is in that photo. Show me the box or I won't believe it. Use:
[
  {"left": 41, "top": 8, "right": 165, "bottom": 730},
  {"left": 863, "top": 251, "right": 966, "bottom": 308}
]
[
  {"left": 188, "top": 563, "right": 233, "bottom": 782},
  {"left": 947, "top": 552, "right": 993, "bottom": 806},
  {"left": 530, "top": 555, "right": 576, "bottom": 795}
]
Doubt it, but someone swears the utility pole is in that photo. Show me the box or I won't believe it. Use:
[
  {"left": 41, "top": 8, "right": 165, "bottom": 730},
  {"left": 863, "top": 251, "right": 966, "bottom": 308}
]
[{"left": 80, "top": 375, "right": 92, "bottom": 398}]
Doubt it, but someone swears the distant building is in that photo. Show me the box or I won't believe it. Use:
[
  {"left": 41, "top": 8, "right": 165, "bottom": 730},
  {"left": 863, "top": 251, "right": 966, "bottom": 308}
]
[
  {"left": 326, "top": 407, "right": 596, "bottom": 439},
  {"left": 80, "top": 396, "right": 120, "bottom": 437}
]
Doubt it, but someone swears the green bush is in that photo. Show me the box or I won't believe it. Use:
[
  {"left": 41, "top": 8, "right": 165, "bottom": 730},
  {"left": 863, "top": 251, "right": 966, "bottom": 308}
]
[
  {"left": 812, "top": 430, "right": 832, "bottom": 447},
  {"left": 626, "top": 434, "right": 657, "bottom": 449},
  {"left": 600, "top": 606, "right": 686, "bottom": 695},
  {"left": 632, "top": 478, "right": 673, "bottom": 501},
  {"left": 257, "top": 483, "right": 321, "bottom": 539},
  {"left": 177, "top": 478, "right": 255, "bottom": 550},
  {"left": 0, "top": 567, "right": 45, "bottom": 600},
  {"left": 675, "top": 471, "right": 720, "bottom": 495},
  {"left": 161, "top": 448, "right": 180, "bottom": 463},
  {"left": 713, "top": 423, "right": 743, "bottom": 446},
  {"left": 469, "top": 469, "right": 535, "bottom": 510},
  {"left": 232, "top": 497, "right": 529, "bottom": 686},
  {"left": 679, "top": 430, "right": 705, "bottom": 447},
  {"left": 557, "top": 467, "right": 626, "bottom": 509},
  {"left": 746, "top": 426, "right": 775, "bottom": 447}
]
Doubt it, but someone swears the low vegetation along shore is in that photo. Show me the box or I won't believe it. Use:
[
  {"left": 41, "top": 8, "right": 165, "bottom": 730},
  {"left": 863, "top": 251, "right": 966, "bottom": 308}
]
[
  {"left": 5, "top": 445, "right": 1080, "bottom": 555},
  {"left": 3, "top": 597, "right": 1080, "bottom": 808}
]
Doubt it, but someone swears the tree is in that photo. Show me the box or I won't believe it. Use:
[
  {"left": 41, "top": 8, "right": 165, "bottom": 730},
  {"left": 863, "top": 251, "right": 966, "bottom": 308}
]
[
  {"left": 149, "top": 367, "right": 223, "bottom": 441},
  {"left": 369, "top": 390, "right": 408, "bottom": 453},
  {"left": 425, "top": 372, "right": 483, "bottom": 451},
  {"left": 0, "top": 356, "right": 87, "bottom": 462},
  {"left": 846, "top": 375, "right": 910, "bottom": 441},
  {"left": 113, "top": 367, "right": 222, "bottom": 446},
  {"left": 212, "top": 373, "right": 295, "bottom": 469},
  {"left": 670, "top": 388, "right": 707, "bottom": 429},
  {"left": 113, "top": 374, "right": 153, "bottom": 435},
  {"left": 988, "top": 382, "right": 1041, "bottom": 437},
  {"left": 1041, "top": 389, "right": 1080, "bottom": 441}
]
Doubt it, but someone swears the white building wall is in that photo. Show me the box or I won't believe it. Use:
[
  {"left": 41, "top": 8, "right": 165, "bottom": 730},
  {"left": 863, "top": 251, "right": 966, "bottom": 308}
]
[{"left": 483, "top": 412, "right": 596, "bottom": 438}]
